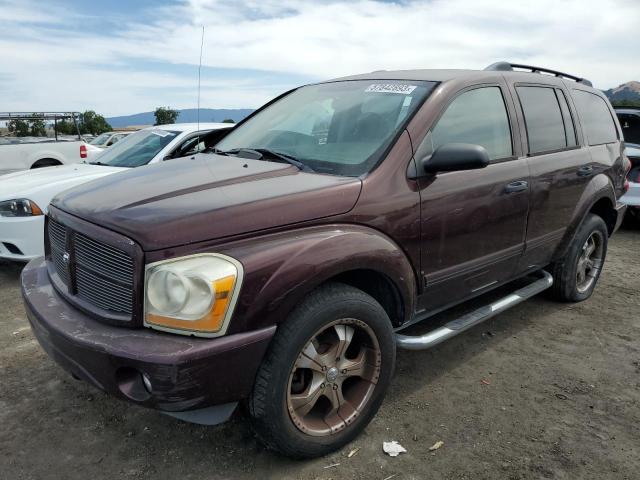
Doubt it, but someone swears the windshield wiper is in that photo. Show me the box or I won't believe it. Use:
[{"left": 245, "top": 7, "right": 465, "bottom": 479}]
[
  {"left": 89, "top": 161, "right": 107, "bottom": 166},
  {"left": 215, "top": 147, "right": 315, "bottom": 173}
]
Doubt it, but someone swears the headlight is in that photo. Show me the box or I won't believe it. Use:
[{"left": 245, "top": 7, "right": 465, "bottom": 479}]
[
  {"left": 144, "top": 253, "right": 243, "bottom": 337},
  {"left": 0, "top": 199, "right": 43, "bottom": 217}
]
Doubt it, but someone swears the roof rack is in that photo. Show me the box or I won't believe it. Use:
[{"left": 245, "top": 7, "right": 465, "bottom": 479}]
[{"left": 484, "top": 61, "right": 593, "bottom": 87}]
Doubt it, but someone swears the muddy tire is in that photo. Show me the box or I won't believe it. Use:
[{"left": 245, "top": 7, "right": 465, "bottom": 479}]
[
  {"left": 248, "top": 282, "right": 395, "bottom": 458},
  {"left": 551, "top": 213, "right": 608, "bottom": 302}
]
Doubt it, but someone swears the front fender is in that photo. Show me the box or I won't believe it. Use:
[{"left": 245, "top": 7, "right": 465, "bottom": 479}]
[
  {"left": 552, "top": 173, "right": 616, "bottom": 261},
  {"left": 214, "top": 224, "right": 418, "bottom": 334}
]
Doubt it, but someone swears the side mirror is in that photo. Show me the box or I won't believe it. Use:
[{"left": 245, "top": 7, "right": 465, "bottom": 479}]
[{"left": 422, "top": 143, "right": 490, "bottom": 174}]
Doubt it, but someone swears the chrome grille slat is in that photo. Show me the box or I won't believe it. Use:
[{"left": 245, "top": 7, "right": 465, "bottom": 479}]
[
  {"left": 47, "top": 217, "right": 135, "bottom": 318},
  {"left": 48, "top": 219, "right": 66, "bottom": 248},
  {"left": 75, "top": 238, "right": 134, "bottom": 284},
  {"left": 76, "top": 270, "right": 133, "bottom": 314}
]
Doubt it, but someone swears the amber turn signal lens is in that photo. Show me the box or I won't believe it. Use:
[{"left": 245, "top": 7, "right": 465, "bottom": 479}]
[{"left": 146, "top": 275, "right": 236, "bottom": 334}]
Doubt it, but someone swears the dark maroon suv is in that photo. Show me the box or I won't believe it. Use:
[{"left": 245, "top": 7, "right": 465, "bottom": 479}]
[{"left": 22, "top": 62, "right": 629, "bottom": 458}]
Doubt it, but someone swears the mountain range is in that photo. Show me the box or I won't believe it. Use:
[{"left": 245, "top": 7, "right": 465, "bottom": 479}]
[
  {"left": 603, "top": 81, "right": 640, "bottom": 104},
  {"left": 106, "top": 108, "right": 254, "bottom": 128}
]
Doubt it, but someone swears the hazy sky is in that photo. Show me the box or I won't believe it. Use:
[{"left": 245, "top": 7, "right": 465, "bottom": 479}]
[{"left": 1, "top": 0, "right": 639, "bottom": 116}]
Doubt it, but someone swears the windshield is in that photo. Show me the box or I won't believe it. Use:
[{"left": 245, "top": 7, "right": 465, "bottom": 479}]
[
  {"left": 215, "top": 80, "right": 436, "bottom": 176},
  {"left": 90, "top": 133, "right": 112, "bottom": 146},
  {"left": 618, "top": 112, "right": 640, "bottom": 145},
  {"left": 91, "top": 129, "right": 180, "bottom": 167}
]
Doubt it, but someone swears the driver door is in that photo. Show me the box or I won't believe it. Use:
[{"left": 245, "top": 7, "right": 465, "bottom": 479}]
[{"left": 416, "top": 84, "right": 530, "bottom": 312}]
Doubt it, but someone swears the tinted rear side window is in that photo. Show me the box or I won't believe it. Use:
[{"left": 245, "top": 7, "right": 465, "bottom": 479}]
[
  {"left": 430, "top": 86, "right": 512, "bottom": 160},
  {"left": 517, "top": 86, "right": 566, "bottom": 154},
  {"left": 556, "top": 90, "right": 577, "bottom": 147},
  {"left": 572, "top": 90, "right": 618, "bottom": 145}
]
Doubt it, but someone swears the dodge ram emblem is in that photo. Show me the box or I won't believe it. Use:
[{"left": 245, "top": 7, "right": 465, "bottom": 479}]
[{"left": 62, "top": 252, "right": 70, "bottom": 264}]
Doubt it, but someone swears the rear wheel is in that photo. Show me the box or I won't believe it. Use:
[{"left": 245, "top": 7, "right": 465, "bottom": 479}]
[
  {"left": 31, "top": 158, "right": 61, "bottom": 169},
  {"left": 551, "top": 213, "right": 608, "bottom": 302},
  {"left": 249, "top": 283, "right": 395, "bottom": 458}
]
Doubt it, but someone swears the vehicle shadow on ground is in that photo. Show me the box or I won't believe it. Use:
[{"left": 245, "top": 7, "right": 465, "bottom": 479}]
[
  {"left": 0, "top": 259, "right": 25, "bottom": 283},
  {"left": 3, "top": 259, "right": 559, "bottom": 477},
  {"left": 8, "top": 254, "right": 630, "bottom": 478}
]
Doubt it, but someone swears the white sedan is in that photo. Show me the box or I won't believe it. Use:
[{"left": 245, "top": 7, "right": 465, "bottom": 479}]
[{"left": 0, "top": 123, "right": 231, "bottom": 261}]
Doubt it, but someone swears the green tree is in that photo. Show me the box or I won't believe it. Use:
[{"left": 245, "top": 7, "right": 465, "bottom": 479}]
[
  {"left": 7, "top": 115, "right": 47, "bottom": 137},
  {"left": 8, "top": 119, "right": 30, "bottom": 137},
  {"left": 53, "top": 112, "right": 111, "bottom": 136},
  {"left": 54, "top": 119, "right": 78, "bottom": 135},
  {"left": 154, "top": 107, "right": 180, "bottom": 125},
  {"left": 612, "top": 99, "right": 640, "bottom": 108},
  {"left": 222, "top": 118, "right": 235, "bottom": 124},
  {"left": 78, "top": 110, "right": 112, "bottom": 135},
  {"left": 29, "top": 114, "right": 46, "bottom": 137}
]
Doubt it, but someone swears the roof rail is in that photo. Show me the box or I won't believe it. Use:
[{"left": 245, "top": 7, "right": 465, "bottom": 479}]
[{"left": 484, "top": 61, "right": 593, "bottom": 87}]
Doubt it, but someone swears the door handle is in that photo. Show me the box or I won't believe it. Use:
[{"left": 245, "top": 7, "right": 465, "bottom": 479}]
[
  {"left": 505, "top": 180, "right": 528, "bottom": 193},
  {"left": 577, "top": 165, "right": 594, "bottom": 177}
]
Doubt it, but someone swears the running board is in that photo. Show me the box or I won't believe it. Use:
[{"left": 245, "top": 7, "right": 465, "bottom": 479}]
[{"left": 395, "top": 270, "right": 553, "bottom": 350}]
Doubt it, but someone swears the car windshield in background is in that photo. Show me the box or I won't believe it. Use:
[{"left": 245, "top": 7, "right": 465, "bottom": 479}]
[
  {"left": 90, "top": 133, "right": 111, "bottom": 146},
  {"left": 90, "top": 129, "right": 179, "bottom": 167},
  {"left": 215, "top": 80, "right": 436, "bottom": 176},
  {"left": 618, "top": 112, "right": 640, "bottom": 145}
]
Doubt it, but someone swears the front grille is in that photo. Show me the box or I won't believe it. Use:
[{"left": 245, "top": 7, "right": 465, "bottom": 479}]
[
  {"left": 47, "top": 217, "right": 135, "bottom": 317},
  {"left": 49, "top": 219, "right": 70, "bottom": 285}
]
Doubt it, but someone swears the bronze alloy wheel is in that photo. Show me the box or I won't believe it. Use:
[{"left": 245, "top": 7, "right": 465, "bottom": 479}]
[
  {"left": 286, "top": 318, "right": 382, "bottom": 436},
  {"left": 576, "top": 230, "right": 605, "bottom": 294}
]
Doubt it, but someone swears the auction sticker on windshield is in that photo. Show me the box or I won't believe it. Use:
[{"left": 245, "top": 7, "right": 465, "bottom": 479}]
[
  {"left": 151, "top": 130, "right": 172, "bottom": 137},
  {"left": 365, "top": 84, "right": 417, "bottom": 94}
]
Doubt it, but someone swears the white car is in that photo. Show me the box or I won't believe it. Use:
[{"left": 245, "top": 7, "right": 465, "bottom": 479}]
[
  {"left": 620, "top": 144, "right": 640, "bottom": 221},
  {"left": 0, "top": 123, "right": 231, "bottom": 261},
  {"left": 0, "top": 137, "right": 103, "bottom": 176},
  {"left": 89, "top": 131, "right": 133, "bottom": 148}
]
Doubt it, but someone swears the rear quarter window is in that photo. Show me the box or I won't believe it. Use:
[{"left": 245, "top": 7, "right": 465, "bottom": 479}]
[
  {"left": 516, "top": 86, "right": 567, "bottom": 154},
  {"left": 572, "top": 90, "right": 618, "bottom": 146}
]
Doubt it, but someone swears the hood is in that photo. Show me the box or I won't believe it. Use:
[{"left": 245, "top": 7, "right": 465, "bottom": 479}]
[
  {"left": 53, "top": 154, "right": 362, "bottom": 250},
  {"left": 0, "top": 163, "right": 124, "bottom": 205}
]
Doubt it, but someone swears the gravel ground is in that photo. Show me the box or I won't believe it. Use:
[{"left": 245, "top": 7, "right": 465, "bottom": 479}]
[{"left": 1, "top": 226, "right": 638, "bottom": 480}]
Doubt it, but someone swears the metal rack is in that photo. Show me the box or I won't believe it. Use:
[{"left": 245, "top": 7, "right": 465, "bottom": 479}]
[
  {"left": 0, "top": 112, "right": 82, "bottom": 140},
  {"left": 484, "top": 62, "right": 593, "bottom": 87}
]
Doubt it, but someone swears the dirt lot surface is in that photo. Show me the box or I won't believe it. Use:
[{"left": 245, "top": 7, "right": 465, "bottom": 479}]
[{"left": 1, "top": 227, "right": 638, "bottom": 480}]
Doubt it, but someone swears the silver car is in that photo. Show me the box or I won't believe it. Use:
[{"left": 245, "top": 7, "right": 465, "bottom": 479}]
[{"left": 616, "top": 108, "right": 640, "bottom": 221}]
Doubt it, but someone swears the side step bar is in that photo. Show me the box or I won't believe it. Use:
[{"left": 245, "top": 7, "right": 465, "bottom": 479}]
[{"left": 395, "top": 270, "right": 553, "bottom": 350}]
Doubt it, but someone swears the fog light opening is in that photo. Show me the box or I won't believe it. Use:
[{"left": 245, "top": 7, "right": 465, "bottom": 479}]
[
  {"left": 142, "top": 373, "right": 153, "bottom": 393},
  {"left": 115, "top": 367, "right": 152, "bottom": 402}
]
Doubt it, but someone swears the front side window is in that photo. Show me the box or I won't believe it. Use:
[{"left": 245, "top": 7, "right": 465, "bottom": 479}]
[
  {"left": 572, "top": 90, "right": 618, "bottom": 146},
  {"left": 89, "top": 129, "right": 180, "bottom": 167},
  {"left": 427, "top": 86, "right": 512, "bottom": 160},
  {"left": 215, "top": 80, "right": 436, "bottom": 176},
  {"left": 517, "top": 86, "right": 567, "bottom": 154}
]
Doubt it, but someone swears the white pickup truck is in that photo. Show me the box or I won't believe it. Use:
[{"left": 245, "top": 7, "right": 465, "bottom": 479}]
[{"left": 0, "top": 112, "right": 102, "bottom": 176}]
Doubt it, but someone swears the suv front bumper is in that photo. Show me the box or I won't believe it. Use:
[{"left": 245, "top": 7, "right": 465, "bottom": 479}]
[{"left": 22, "top": 257, "right": 275, "bottom": 423}]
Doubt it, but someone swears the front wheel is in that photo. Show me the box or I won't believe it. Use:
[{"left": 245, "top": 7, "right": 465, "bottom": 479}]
[
  {"left": 248, "top": 283, "right": 395, "bottom": 458},
  {"left": 550, "top": 213, "right": 608, "bottom": 302}
]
